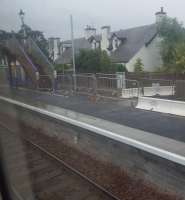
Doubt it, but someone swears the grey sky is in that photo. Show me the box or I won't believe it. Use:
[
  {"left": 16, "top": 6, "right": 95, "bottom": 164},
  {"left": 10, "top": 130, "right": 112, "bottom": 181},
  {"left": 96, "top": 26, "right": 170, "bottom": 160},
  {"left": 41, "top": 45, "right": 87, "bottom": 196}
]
[{"left": 0, "top": 0, "right": 185, "bottom": 40}]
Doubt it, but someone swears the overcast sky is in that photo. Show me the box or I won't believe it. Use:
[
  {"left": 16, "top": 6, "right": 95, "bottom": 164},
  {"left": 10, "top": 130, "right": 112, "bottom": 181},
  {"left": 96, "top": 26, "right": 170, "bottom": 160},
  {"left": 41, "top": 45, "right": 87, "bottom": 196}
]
[{"left": 0, "top": 0, "right": 185, "bottom": 40}]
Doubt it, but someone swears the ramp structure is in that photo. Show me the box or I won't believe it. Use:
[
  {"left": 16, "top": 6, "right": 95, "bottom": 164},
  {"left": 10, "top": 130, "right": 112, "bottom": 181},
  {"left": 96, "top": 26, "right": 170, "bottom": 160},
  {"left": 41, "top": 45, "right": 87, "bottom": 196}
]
[
  {"left": 25, "top": 37, "right": 54, "bottom": 78},
  {"left": 136, "top": 96, "right": 185, "bottom": 117},
  {"left": 5, "top": 36, "right": 38, "bottom": 86},
  {"left": 1, "top": 34, "right": 54, "bottom": 88}
]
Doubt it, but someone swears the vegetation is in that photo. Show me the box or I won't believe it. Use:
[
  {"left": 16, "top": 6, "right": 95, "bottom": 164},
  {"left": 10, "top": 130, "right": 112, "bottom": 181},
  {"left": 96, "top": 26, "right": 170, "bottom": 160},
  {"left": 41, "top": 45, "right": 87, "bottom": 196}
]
[
  {"left": 75, "top": 49, "right": 116, "bottom": 73},
  {"left": 116, "top": 64, "right": 127, "bottom": 72},
  {"left": 54, "top": 64, "right": 71, "bottom": 73},
  {"left": 134, "top": 58, "right": 144, "bottom": 73},
  {"left": 18, "top": 24, "right": 49, "bottom": 59},
  {"left": 158, "top": 17, "right": 185, "bottom": 73},
  {"left": 0, "top": 30, "right": 11, "bottom": 40}
]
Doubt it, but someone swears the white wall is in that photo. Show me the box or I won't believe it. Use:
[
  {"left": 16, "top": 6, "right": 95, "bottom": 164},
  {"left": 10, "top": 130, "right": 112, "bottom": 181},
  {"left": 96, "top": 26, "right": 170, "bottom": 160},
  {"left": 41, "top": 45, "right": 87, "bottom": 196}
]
[
  {"left": 48, "top": 38, "right": 60, "bottom": 61},
  {"left": 126, "top": 36, "right": 163, "bottom": 72}
]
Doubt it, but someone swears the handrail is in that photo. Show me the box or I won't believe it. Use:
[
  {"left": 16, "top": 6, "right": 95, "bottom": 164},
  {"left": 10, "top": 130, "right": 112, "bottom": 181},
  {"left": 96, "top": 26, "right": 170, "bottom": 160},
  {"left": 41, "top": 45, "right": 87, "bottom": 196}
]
[
  {"left": 4, "top": 34, "right": 38, "bottom": 86},
  {"left": 27, "top": 37, "right": 54, "bottom": 73},
  {"left": 10, "top": 35, "right": 38, "bottom": 72}
]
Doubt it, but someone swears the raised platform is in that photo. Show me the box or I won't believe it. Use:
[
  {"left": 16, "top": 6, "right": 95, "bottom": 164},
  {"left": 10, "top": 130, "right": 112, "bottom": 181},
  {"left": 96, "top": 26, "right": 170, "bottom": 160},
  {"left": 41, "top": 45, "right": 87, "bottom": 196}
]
[
  {"left": 0, "top": 92, "right": 185, "bottom": 198},
  {"left": 0, "top": 95, "right": 185, "bottom": 166},
  {"left": 1, "top": 86, "right": 185, "bottom": 143}
]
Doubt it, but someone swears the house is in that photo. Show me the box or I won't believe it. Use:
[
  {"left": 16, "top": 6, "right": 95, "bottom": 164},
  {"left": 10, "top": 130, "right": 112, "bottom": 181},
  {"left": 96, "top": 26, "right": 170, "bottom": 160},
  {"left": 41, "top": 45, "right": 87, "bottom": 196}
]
[{"left": 53, "top": 8, "right": 167, "bottom": 72}]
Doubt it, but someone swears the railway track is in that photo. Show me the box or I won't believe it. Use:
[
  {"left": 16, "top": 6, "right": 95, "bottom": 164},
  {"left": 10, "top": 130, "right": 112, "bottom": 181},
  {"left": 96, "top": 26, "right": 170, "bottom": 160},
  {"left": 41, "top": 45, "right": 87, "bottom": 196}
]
[{"left": 0, "top": 123, "right": 121, "bottom": 200}]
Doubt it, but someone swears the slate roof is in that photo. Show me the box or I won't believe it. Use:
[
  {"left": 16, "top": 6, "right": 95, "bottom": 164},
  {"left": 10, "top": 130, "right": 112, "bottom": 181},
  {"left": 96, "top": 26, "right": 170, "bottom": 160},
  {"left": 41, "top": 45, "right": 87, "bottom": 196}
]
[
  {"left": 56, "top": 37, "right": 92, "bottom": 64},
  {"left": 56, "top": 23, "right": 157, "bottom": 64}
]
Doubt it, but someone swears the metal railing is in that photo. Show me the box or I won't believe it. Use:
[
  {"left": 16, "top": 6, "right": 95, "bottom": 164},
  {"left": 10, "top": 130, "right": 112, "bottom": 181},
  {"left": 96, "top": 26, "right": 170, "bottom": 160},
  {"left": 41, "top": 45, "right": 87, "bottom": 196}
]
[
  {"left": 96, "top": 76, "right": 122, "bottom": 98},
  {"left": 37, "top": 75, "right": 53, "bottom": 91},
  {"left": 0, "top": 66, "right": 9, "bottom": 85},
  {"left": 122, "top": 79, "right": 140, "bottom": 98},
  {"left": 26, "top": 37, "right": 54, "bottom": 76},
  {"left": 175, "top": 80, "right": 185, "bottom": 100},
  {"left": 75, "top": 74, "right": 96, "bottom": 94},
  {"left": 3, "top": 70, "right": 180, "bottom": 100},
  {"left": 5, "top": 36, "right": 38, "bottom": 86},
  {"left": 55, "top": 74, "right": 73, "bottom": 94}
]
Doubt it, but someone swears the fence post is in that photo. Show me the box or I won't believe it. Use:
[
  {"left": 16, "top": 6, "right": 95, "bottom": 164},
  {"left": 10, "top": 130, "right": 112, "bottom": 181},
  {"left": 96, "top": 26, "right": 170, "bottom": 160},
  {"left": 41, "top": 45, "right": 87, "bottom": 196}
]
[
  {"left": 122, "top": 72, "right": 126, "bottom": 89},
  {"left": 14, "top": 66, "right": 18, "bottom": 88},
  {"left": 73, "top": 73, "right": 77, "bottom": 92},
  {"left": 35, "top": 71, "right": 39, "bottom": 90},
  {"left": 172, "top": 80, "right": 175, "bottom": 96},
  {"left": 116, "top": 72, "right": 126, "bottom": 89},
  {"left": 92, "top": 74, "right": 97, "bottom": 97},
  {"left": 53, "top": 70, "right": 57, "bottom": 93}
]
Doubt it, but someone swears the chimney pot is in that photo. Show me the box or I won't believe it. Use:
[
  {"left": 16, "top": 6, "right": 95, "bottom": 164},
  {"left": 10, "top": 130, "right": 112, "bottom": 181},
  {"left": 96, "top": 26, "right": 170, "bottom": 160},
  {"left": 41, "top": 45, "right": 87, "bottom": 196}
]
[{"left": 84, "top": 25, "right": 96, "bottom": 39}]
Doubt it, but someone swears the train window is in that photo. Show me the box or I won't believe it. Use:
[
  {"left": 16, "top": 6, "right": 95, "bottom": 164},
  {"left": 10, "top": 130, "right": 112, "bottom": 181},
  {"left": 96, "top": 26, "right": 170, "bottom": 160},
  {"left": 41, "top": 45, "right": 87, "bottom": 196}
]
[{"left": 0, "top": 1, "right": 185, "bottom": 200}]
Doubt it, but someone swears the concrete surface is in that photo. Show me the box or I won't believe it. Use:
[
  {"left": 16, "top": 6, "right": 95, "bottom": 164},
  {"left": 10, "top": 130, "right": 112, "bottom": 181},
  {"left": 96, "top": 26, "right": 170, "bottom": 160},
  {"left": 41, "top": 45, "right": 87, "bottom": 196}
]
[
  {"left": 0, "top": 87, "right": 185, "bottom": 143},
  {"left": 0, "top": 96, "right": 184, "bottom": 198},
  {"left": 1, "top": 95, "right": 185, "bottom": 166},
  {"left": 143, "top": 86, "right": 174, "bottom": 96},
  {"left": 137, "top": 96, "right": 185, "bottom": 117},
  {"left": 122, "top": 86, "right": 174, "bottom": 98}
]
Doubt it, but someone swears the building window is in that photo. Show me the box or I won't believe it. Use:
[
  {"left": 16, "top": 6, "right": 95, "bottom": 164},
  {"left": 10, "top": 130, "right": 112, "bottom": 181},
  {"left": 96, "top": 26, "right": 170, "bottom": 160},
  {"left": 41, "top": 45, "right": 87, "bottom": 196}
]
[{"left": 92, "top": 40, "right": 97, "bottom": 49}]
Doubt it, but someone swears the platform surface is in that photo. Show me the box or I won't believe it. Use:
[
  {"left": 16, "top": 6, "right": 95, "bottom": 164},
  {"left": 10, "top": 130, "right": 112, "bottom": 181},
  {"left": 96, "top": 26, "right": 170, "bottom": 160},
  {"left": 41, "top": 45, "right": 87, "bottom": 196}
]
[
  {"left": 1, "top": 89, "right": 185, "bottom": 166},
  {"left": 0, "top": 87, "right": 185, "bottom": 144}
]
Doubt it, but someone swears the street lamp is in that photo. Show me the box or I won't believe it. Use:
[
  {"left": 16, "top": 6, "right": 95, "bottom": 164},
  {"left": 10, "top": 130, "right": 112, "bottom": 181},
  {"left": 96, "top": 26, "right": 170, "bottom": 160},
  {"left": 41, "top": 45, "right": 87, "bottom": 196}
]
[
  {"left": 19, "top": 9, "right": 25, "bottom": 26},
  {"left": 18, "top": 9, "right": 26, "bottom": 41},
  {"left": 70, "top": 15, "right": 76, "bottom": 91}
]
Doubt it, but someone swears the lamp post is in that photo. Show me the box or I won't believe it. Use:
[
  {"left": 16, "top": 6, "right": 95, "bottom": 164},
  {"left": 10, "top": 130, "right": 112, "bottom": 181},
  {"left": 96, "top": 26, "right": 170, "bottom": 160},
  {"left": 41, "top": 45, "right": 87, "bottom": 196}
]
[
  {"left": 19, "top": 9, "right": 25, "bottom": 26},
  {"left": 18, "top": 9, "right": 26, "bottom": 41},
  {"left": 70, "top": 15, "right": 76, "bottom": 91}
]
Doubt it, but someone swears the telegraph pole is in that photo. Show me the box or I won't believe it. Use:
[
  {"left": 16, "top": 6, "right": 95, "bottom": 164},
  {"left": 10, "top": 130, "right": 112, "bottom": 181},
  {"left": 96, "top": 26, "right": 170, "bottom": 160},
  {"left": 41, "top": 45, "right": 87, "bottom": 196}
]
[{"left": 70, "top": 15, "right": 76, "bottom": 91}]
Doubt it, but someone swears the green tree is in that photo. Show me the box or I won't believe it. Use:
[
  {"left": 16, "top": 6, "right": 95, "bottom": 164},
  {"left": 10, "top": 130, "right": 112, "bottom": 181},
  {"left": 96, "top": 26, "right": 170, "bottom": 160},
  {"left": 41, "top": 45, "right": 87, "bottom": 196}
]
[
  {"left": 173, "top": 43, "right": 185, "bottom": 73},
  {"left": 54, "top": 64, "right": 71, "bottom": 73},
  {"left": 158, "top": 17, "right": 185, "bottom": 72},
  {"left": 116, "top": 64, "right": 127, "bottom": 72},
  {"left": 134, "top": 58, "right": 144, "bottom": 73},
  {"left": 18, "top": 25, "right": 49, "bottom": 59},
  {"left": 0, "top": 30, "right": 11, "bottom": 40},
  {"left": 75, "top": 49, "right": 115, "bottom": 73}
]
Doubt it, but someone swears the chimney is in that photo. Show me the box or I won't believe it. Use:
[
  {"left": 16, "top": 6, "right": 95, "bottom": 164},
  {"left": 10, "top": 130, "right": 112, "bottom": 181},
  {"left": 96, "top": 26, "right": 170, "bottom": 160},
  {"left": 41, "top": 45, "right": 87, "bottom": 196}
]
[
  {"left": 101, "top": 26, "right": 111, "bottom": 52},
  {"left": 155, "top": 7, "right": 167, "bottom": 23},
  {"left": 84, "top": 25, "right": 96, "bottom": 39},
  {"left": 48, "top": 37, "right": 61, "bottom": 61}
]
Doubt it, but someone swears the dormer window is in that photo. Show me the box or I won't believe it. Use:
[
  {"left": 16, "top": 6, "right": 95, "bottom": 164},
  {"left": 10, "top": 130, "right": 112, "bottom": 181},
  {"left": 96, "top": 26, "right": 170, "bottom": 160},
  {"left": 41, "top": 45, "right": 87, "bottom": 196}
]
[
  {"left": 61, "top": 42, "right": 72, "bottom": 53},
  {"left": 91, "top": 39, "right": 100, "bottom": 49},
  {"left": 112, "top": 36, "right": 120, "bottom": 51}
]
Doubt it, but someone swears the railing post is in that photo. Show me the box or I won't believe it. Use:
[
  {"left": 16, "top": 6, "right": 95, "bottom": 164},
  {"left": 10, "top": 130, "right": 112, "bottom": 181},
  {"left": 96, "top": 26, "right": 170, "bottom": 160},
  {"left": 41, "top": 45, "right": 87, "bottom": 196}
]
[
  {"left": 53, "top": 70, "right": 57, "bottom": 93},
  {"left": 73, "top": 73, "right": 77, "bottom": 92},
  {"left": 14, "top": 65, "right": 18, "bottom": 88},
  {"left": 136, "top": 80, "right": 141, "bottom": 97},
  {"left": 35, "top": 71, "right": 39, "bottom": 90},
  {"left": 92, "top": 74, "right": 97, "bottom": 97}
]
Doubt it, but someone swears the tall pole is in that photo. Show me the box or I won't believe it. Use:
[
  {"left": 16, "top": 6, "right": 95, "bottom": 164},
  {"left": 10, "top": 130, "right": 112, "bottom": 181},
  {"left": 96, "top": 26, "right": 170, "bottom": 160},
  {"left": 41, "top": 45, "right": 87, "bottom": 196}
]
[
  {"left": 70, "top": 15, "right": 76, "bottom": 91},
  {"left": 19, "top": 9, "right": 26, "bottom": 43}
]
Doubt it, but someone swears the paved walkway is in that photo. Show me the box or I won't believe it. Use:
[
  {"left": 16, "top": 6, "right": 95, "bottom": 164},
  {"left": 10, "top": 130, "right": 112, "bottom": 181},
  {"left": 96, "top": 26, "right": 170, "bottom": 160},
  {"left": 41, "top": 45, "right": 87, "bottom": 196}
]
[
  {"left": 1, "top": 92, "right": 185, "bottom": 166},
  {"left": 0, "top": 87, "right": 185, "bottom": 143}
]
